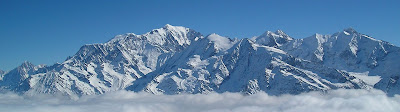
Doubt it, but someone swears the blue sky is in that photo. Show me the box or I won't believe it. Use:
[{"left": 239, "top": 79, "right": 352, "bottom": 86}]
[{"left": 0, "top": 0, "right": 399, "bottom": 71}]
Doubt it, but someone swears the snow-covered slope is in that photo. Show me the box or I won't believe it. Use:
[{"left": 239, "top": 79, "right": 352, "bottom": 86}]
[
  {"left": 0, "top": 62, "right": 46, "bottom": 92},
  {"left": 127, "top": 33, "right": 239, "bottom": 94},
  {"left": 279, "top": 28, "right": 400, "bottom": 95},
  {"left": 128, "top": 34, "right": 371, "bottom": 95},
  {"left": 217, "top": 39, "right": 369, "bottom": 95},
  {"left": 2, "top": 24, "right": 202, "bottom": 98},
  {"left": 0, "top": 25, "right": 399, "bottom": 98}
]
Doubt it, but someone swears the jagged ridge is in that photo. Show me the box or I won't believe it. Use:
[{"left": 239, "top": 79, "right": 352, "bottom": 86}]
[{"left": 1, "top": 25, "right": 399, "bottom": 98}]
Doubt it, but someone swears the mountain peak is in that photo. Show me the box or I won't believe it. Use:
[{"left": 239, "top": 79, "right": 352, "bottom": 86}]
[
  {"left": 260, "top": 30, "right": 292, "bottom": 39},
  {"left": 144, "top": 24, "right": 196, "bottom": 46},
  {"left": 206, "top": 33, "right": 236, "bottom": 51},
  {"left": 20, "top": 61, "right": 34, "bottom": 68},
  {"left": 275, "top": 30, "right": 287, "bottom": 35},
  {"left": 106, "top": 24, "right": 198, "bottom": 47},
  {"left": 311, "top": 33, "right": 324, "bottom": 37},
  {"left": 260, "top": 31, "right": 273, "bottom": 36},
  {"left": 16, "top": 61, "right": 35, "bottom": 74},
  {"left": 343, "top": 28, "right": 358, "bottom": 35},
  {"left": 163, "top": 24, "right": 173, "bottom": 28},
  {"left": 157, "top": 24, "right": 191, "bottom": 36},
  {"left": 252, "top": 29, "right": 293, "bottom": 47},
  {"left": 162, "top": 24, "right": 186, "bottom": 31}
]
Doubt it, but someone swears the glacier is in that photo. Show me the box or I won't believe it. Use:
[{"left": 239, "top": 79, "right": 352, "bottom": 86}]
[{"left": 1, "top": 24, "right": 399, "bottom": 98}]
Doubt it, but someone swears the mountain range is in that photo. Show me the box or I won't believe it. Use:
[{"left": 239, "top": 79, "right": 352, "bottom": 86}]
[{"left": 1, "top": 24, "right": 399, "bottom": 99}]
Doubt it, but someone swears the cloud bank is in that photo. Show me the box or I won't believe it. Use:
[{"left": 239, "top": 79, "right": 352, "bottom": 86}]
[{"left": 0, "top": 89, "right": 399, "bottom": 112}]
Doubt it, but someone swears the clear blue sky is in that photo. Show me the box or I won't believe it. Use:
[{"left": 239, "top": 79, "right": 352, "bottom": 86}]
[{"left": 0, "top": 0, "right": 399, "bottom": 71}]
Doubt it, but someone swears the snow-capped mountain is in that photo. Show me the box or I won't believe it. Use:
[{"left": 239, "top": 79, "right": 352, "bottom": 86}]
[
  {"left": 128, "top": 34, "right": 369, "bottom": 95},
  {"left": 278, "top": 28, "right": 400, "bottom": 95},
  {"left": 0, "top": 25, "right": 399, "bottom": 98},
  {"left": 0, "top": 62, "right": 46, "bottom": 92}
]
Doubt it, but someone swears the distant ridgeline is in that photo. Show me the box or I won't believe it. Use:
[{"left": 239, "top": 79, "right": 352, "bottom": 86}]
[{"left": 1, "top": 24, "right": 399, "bottom": 99}]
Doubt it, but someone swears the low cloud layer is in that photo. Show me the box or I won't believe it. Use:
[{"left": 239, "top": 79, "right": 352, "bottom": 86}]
[{"left": 0, "top": 89, "right": 399, "bottom": 112}]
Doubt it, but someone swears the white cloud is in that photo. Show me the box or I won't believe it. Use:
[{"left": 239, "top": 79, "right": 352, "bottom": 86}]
[{"left": 0, "top": 89, "right": 399, "bottom": 112}]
